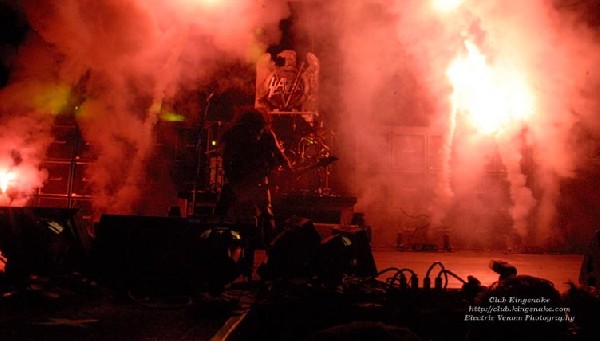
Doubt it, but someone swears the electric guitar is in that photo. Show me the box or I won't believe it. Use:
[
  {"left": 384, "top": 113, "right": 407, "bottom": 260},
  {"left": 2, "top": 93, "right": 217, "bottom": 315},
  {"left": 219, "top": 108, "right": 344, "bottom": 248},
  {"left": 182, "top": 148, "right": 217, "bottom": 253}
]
[{"left": 284, "top": 156, "right": 339, "bottom": 178}]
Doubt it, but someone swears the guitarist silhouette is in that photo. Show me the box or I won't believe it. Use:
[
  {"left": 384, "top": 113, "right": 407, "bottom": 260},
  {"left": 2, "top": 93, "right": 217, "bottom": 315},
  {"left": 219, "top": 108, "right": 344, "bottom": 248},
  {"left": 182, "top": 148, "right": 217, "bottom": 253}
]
[
  {"left": 214, "top": 108, "right": 290, "bottom": 278},
  {"left": 214, "top": 108, "right": 338, "bottom": 279}
]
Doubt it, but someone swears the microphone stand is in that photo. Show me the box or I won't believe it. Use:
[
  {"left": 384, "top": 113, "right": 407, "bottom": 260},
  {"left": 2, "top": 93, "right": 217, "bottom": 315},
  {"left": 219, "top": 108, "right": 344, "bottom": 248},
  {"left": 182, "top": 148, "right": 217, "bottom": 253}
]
[{"left": 191, "top": 93, "right": 213, "bottom": 216}]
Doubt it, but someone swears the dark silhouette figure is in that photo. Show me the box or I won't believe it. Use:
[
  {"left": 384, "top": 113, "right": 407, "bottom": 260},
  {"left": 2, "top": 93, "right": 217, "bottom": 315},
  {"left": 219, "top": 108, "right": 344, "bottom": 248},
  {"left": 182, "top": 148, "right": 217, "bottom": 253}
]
[
  {"left": 563, "top": 282, "right": 600, "bottom": 340},
  {"left": 215, "top": 107, "right": 290, "bottom": 277}
]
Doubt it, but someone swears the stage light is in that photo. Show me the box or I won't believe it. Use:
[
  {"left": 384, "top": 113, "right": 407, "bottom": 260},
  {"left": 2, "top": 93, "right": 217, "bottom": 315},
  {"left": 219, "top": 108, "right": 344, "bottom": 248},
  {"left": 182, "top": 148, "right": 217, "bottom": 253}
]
[
  {"left": 330, "top": 226, "right": 378, "bottom": 277},
  {"left": 46, "top": 220, "right": 65, "bottom": 234},
  {"left": 160, "top": 111, "right": 186, "bottom": 122},
  {"left": 30, "top": 83, "right": 72, "bottom": 115},
  {"left": 197, "top": 225, "right": 246, "bottom": 295}
]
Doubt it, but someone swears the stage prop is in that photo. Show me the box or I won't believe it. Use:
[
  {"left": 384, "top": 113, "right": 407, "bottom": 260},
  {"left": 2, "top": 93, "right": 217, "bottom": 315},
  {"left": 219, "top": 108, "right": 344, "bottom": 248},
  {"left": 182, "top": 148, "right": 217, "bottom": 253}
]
[
  {"left": 255, "top": 50, "right": 337, "bottom": 196},
  {"left": 0, "top": 207, "right": 83, "bottom": 286},
  {"left": 255, "top": 49, "right": 319, "bottom": 115}
]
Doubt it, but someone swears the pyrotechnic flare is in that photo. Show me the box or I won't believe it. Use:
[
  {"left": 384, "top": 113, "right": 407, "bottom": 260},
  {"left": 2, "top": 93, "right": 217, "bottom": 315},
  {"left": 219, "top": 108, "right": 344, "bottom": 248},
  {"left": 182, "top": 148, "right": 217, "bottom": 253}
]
[{"left": 0, "top": 171, "right": 15, "bottom": 194}]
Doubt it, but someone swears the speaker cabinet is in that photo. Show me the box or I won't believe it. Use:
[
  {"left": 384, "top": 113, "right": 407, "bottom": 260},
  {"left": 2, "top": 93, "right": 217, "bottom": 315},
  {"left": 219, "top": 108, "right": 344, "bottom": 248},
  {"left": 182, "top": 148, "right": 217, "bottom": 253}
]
[
  {"left": 0, "top": 207, "right": 82, "bottom": 285},
  {"left": 91, "top": 215, "right": 202, "bottom": 294}
]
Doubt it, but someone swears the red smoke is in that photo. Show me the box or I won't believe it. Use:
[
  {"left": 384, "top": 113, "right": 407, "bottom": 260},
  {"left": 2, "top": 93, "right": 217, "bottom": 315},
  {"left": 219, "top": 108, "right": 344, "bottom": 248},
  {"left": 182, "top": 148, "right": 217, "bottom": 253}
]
[{"left": 0, "top": 0, "right": 288, "bottom": 217}]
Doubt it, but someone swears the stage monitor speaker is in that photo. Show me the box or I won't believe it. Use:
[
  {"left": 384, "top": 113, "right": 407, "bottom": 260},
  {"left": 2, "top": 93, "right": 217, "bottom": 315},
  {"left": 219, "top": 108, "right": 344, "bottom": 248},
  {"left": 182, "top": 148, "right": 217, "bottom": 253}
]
[
  {"left": 330, "top": 226, "right": 378, "bottom": 278},
  {"left": 309, "top": 234, "right": 352, "bottom": 287},
  {"left": 0, "top": 207, "right": 82, "bottom": 285},
  {"left": 579, "top": 230, "right": 600, "bottom": 288},
  {"left": 258, "top": 216, "right": 322, "bottom": 280},
  {"left": 91, "top": 215, "right": 203, "bottom": 294}
]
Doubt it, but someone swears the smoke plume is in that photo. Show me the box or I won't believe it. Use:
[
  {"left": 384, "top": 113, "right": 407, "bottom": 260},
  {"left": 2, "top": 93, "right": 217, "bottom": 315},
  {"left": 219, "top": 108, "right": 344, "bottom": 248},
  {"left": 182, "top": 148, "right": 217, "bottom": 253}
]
[
  {"left": 303, "top": 0, "right": 600, "bottom": 248},
  {"left": 0, "top": 0, "right": 289, "bottom": 217}
]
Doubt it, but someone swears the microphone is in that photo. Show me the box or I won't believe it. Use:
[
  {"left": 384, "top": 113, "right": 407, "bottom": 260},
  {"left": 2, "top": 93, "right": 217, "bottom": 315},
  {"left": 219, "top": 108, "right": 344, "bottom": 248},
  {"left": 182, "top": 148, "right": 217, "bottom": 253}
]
[{"left": 206, "top": 93, "right": 215, "bottom": 102}]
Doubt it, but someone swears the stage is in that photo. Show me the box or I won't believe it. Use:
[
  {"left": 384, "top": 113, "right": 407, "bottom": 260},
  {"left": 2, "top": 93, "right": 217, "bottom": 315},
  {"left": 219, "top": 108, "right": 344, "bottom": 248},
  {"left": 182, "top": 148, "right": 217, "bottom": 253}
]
[
  {"left": 2, "top": 0, "right": 600, "bottom": 339},
  {"left": 372, "top": 249, "right": 583, "bottom": 292},
  {"left": 0, "top": 249, "right": 586, "bottom": 340}
]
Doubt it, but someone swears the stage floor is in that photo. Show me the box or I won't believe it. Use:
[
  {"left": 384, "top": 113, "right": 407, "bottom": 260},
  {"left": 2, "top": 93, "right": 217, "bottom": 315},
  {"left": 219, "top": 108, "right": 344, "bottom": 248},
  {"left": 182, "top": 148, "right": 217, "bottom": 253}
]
[
  {"left": 0, "top": 249, "right": 587, "bottom": 341},
  {"left": 223, "top": 249, "right": 587, "bottom": 341},
  {"left": 0, "top": 248, "right": 584, "bottom": 291},
  {"left": 250, "top": 248, "right": 584, "bottom": 292},
  {"left": 371, "top": 249, "right": 584, "bottom": 292}
]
